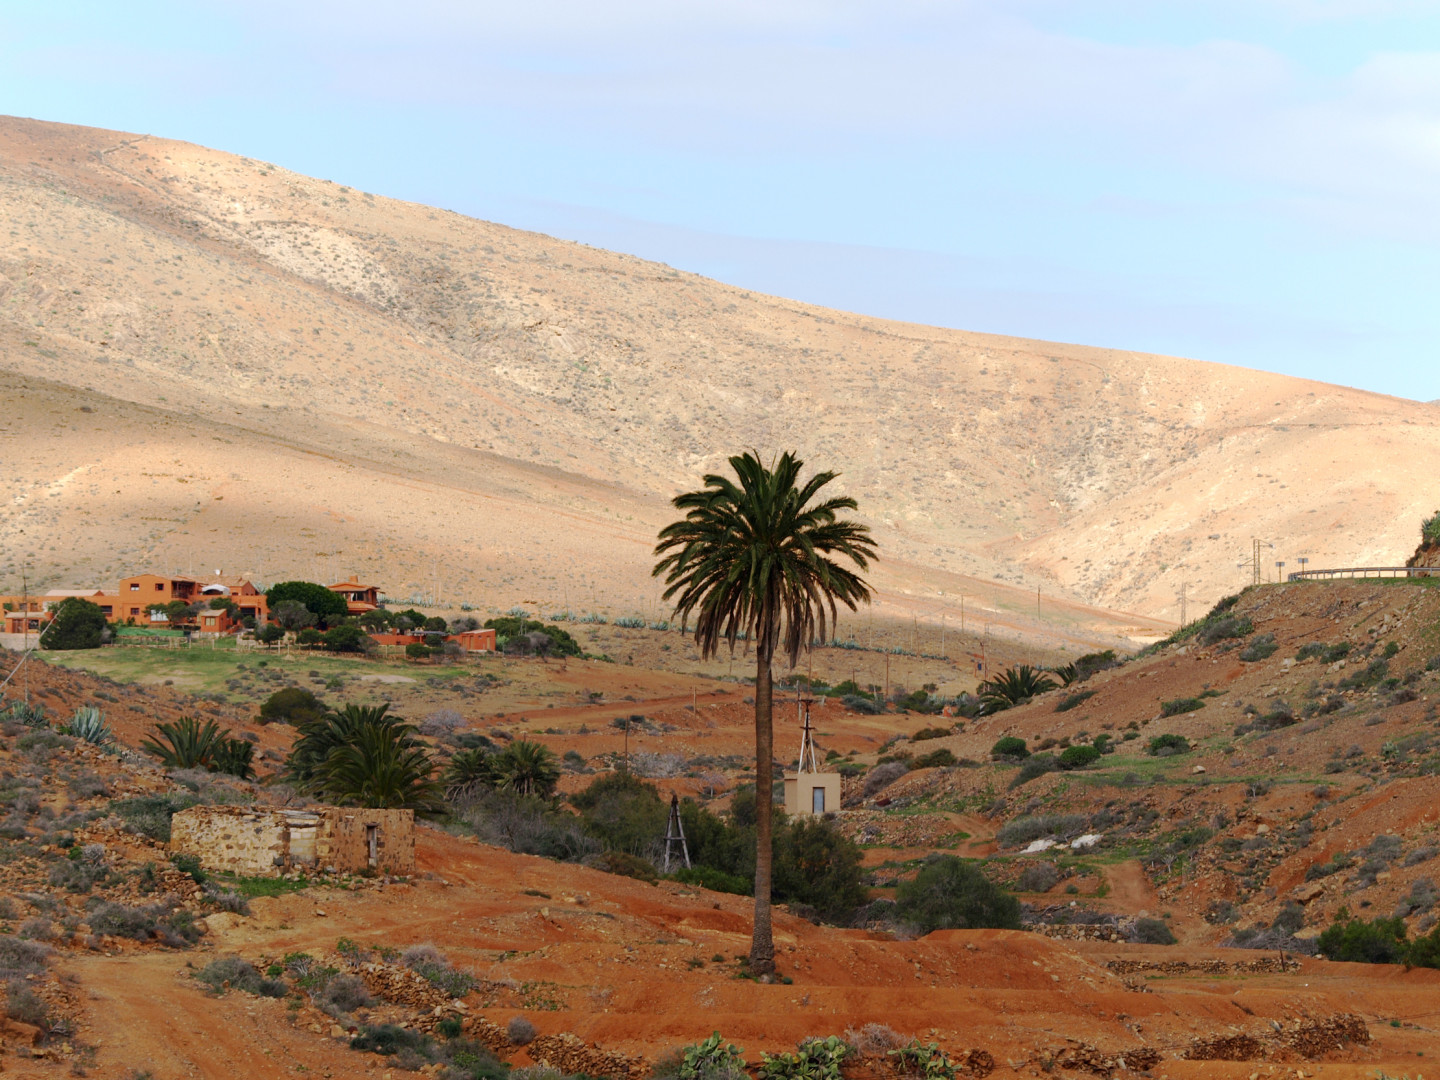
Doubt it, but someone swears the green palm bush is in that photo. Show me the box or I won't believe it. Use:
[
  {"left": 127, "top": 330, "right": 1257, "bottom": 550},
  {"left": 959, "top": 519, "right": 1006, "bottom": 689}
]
[
  {"left": 442, "top": 748, "right": 497, "bottom": 802},
  {"left": 492, "top": 740, "right": 560, "bottom": 797},
  {"left": 62, "top": 707, "right": 112, "bottom": 745},
  {"left": 210, "top": 738, "right": 257, "bottom": 781},
  {"left": 653, "top": 450, "right": 876, "bottom": 976},
  {"left": 312, "top": 721, "right": 440, "bottom": 811},
  {"left": 282, "top": 704, "right": 403, "bottom": 790},
  {"left": 141, "top": 717, "right": 227, "bottom": 769},
  {"left": 978, "top": 666, "right": 1058, "bottom": 712}
]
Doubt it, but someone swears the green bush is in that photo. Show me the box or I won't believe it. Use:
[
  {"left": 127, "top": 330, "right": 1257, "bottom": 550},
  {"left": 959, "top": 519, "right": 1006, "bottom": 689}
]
[
  {"left": 405, "top": 642, "right": 432, "bottom": 660},
  {"left": 570, "top": 771, "right": 666, "bottom": 855},
  {"left": 40, "top": 597, "right": 107, "bottom": 650},
  {"left": 1423, "top": 510, "right": 1440, "bottom": 545},
  {"left": 912, "top": 748, "right": 957, "bottom": 769},
  {"left": 1317, "top": 916, "right": 1408, "bottom": 964},
  {"left": 195, "top": 956, "right": 287, "bottom": 996},
  {"left": 483, "top": 617, "right": 582, "bottom": 657},
  {"left": 323, "top": 624, "right": 371, "bottom": 653},
  {"left": 264, "top": 581, "right": 348, "bottom": 627},
  {"left": 991, "top": 736, "right": 1028, "bottom": 760},
  {"left": 671, "top": 865, "right": 750, "bottom": 895},
  {"left": 1339, "top": 659, "right": 1389, "bottom": 690},
  {"left": 1055, "top": 690, "right": 1097, "bottom": 713},
  {"left": 1197, "top": 614, "right": 1254, "bottom": 646},
  {"left": 1129, "top": 917, "right": 1176, "bottom": 945},
  {"left": 589, "top": 850, "right": 659, "bottom": 883},
  {"left": 1147, "top": 733, "right": 1191, "bottom": 756},
  {"left": 1009, "top": 753, "right": 1059, "bottom": 788},
  {"left": 1160, "top": 698, "right": 1204, "bottom": 717},
  {"left": 1058, "top": 744, "right": 1101, "bottom": 770},
  {"left": 910, "top": 727, "right": 950, "bottom": 742},
  {"left": 1239, "top": 633, "right": 1278, "bottom": 662},
  {"left": 895, "top": 856, "right": 1020, "bottom": 933},
  {"left": 108, "top": 794, "right": 198, "bottom": 842}
]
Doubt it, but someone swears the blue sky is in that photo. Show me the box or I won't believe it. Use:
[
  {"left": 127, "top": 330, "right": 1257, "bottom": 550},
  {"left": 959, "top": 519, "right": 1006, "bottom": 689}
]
[{"left": 4, "top": 1, "right": 1440, "bottom": 399}]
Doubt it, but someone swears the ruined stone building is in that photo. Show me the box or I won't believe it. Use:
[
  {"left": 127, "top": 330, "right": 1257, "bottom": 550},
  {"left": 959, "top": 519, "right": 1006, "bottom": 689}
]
[{"left": 170, "top": 805, "right": 414, "bottom": 876}]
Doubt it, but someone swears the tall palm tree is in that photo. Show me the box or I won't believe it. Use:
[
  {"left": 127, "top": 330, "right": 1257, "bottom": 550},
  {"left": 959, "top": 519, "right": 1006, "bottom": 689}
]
[{"left": 653, "top": 451, "right": 876, "bottom": 975}]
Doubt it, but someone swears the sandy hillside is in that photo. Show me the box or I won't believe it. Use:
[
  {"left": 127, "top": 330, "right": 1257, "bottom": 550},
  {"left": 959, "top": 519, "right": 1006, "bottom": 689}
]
[{"left": 1, "top": 115, "right": 1438, "bottom": 631}]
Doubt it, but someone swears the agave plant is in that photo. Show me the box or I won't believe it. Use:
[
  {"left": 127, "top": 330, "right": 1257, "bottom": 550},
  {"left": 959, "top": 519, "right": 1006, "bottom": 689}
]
[
  {"left": 62, "top": 706, "right": 112, "bottom": 745},
  {"left": 141, "top": 716, "right": 227, "bottom": 769},
  {"left": 5, "top": 701, "right": 47, "bottom": 727},
  {"left": 210, "top": 737, "right": 257, "bottom": 781},
  {"left": 492, "top": 740, "right": 561, "bottom": 798},
  {"left": 442, "top": 747, "right": 497, "bottom": 803},
  {"left": 978, "top": 665, "right": 1058, "bottom": 712}
]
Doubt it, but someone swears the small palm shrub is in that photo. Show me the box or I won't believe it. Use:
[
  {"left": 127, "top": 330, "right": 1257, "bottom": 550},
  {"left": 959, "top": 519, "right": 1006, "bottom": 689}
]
[
  {"left": 979, "top": 666, "right": 1057, "bottom": 712},
  {"left": 492, "top": 740, "right": 560, "bottom": 797},
  {"left": 210, "top": 738, "right": 256, "bottom": 780},
  {"left": 141, "top": 717, "right": 226, "bottom": 769},
  {"left": 443, "top": 748, "right": 497, "bottom": 802},
  {"left": 313, "top": 722, "right": 441, "bottom": 811}
]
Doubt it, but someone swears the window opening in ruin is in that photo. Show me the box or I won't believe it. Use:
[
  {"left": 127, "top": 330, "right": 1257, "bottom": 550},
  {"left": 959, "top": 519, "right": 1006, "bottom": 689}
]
[{"left": 366, "top": 824, "right": 378, "bottom": 867}]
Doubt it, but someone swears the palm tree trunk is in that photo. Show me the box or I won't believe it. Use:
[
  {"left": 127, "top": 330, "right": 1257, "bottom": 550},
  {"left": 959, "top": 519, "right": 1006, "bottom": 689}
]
[{"left": 750, "top": 648, "right": 777, "bottom": 976}]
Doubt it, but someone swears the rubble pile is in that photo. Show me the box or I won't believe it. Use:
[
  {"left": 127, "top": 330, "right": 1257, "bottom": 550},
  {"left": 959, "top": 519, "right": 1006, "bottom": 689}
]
[
  {"left": 462, "top": 1016, "right": 513, "bottom": 1054},
  {"left": 1049, "top": 1042, "right": 1162, "bottom": 1075},
  {"left": 954, "top": 1048, "right": 996, "bottom": 1077},
  {"left": 1029, "top": 924, "right": 1125, "bottom": 942},
  {"left": 1106, "top": 957, "right": 1299, "bottom": 977},
  {"left": 1183, "top": 1015, "right": 1368, "bottom": 1061},
  {"left": 527, "top": 1031, "right": 645, "bottom": 1079},
  {"left": 352, "top": 961, "right": 454, "bottom": 1011}
]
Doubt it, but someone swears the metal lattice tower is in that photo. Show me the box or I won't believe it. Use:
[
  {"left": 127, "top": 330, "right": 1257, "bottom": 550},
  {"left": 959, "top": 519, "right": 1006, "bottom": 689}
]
[
  {"left": 795, "top": 694, "right": 818, "bottom": 775},
  {"left": 663, "top": 793, "right": 690, "bottom": 872}
]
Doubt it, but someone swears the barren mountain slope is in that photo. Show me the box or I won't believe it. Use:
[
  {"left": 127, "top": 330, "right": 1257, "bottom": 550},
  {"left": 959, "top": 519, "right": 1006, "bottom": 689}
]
[{"left": 2, "top": 115, "right": 1437, "bottom": 623}]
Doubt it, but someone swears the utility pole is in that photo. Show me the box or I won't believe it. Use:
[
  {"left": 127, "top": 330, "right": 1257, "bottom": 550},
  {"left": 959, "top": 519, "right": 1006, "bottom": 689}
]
[
  {"left": 1276, "top": 560, "right": 1285, "bottom": 583},
  {"left": 1179, "top": 581, "right": 1188, "bottom": 627},
  {"left": 1036, "top": 585, "right": 1041, "bottom": 621},
  {"left": 1252, "top": 538, "right": 1262, "bottom": 586}
]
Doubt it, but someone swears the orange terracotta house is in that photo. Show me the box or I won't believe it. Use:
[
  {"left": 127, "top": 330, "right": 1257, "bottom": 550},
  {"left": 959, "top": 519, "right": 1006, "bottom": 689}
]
[{"left": 328, "top": 581, "right": 380, "bottom": 615}]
